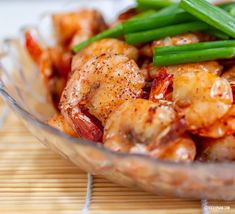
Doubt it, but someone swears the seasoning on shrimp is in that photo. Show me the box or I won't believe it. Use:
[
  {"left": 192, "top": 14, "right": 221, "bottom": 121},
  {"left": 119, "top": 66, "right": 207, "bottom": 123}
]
[
  {"left": 41, "top": 4, "right": 235, "bottom": 163},
  {"left": 173, "top": 71, "right": 233, "bottom": 131},
  {"left": 60, "top": 54, "right": 145, "bottom": 141},
  {"left": 143, "top": 61, "right": 223, "bottom": 81},
  {"left": 71, "top": 38, "right": 139, "bottom": 75}
]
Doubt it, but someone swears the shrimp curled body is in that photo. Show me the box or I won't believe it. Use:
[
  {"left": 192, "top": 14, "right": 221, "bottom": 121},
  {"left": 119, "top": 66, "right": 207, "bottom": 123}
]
[
  {"left": 104, "top": 99, "right": 196, "bottom": 162},
  {"left": 72, "top": 38, "right": 139, "bottom": 74},
  {"left": 60, "top": 54, "right": 145, "bottom": 141},
  {"left": 173, "top": 71, "right": 233, "bottom": 131}
]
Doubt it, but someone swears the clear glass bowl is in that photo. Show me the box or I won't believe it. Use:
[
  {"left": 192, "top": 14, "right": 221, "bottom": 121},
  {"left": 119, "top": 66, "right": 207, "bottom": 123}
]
[{"left": 1, "top": 0, "right": 235, "bottom": 200}]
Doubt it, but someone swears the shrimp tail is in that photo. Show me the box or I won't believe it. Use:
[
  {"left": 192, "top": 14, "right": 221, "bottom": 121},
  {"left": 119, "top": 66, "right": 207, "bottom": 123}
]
[
  {"left": 149, "top": 67, "right": 173, "bottom": 102},
  {"left": 67, "top": 107, "right": 103, "bottom": 142},
  {"left": 24, "top": 31, "right": 43, "bottom": 64}
]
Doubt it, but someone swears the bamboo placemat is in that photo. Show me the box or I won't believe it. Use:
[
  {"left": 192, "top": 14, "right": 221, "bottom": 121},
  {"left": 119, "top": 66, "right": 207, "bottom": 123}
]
[{"left": 0, "top": 103, "right": 234, "bottom": 214}]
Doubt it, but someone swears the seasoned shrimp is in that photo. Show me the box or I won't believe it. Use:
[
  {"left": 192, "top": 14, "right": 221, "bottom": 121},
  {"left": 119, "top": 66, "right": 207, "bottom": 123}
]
[
  {"left": 104, "top": 99, "right": 195, "bottom": 162},
  {"left": 71, "top": 38, "right": 139, "bottom": 74},
  {"left": 25, "top": 31, "right": 72, "bottom": 108},
  {"left": 39, "top": 47, "right": 72, "bottom": 108},
  {"left": 48, "top": 114, "right": 78, "bottom": 137},
  {"left": 198, "top": 135, "right": 235, "bottom": 161},
  {"left": 197, "top": 105, "right": 235, "bottom": 138},
  {"left": 165, "top": 61, "right": 223, "bottom": 77},
  {"left": 148, "top": 62, "right": 223, "bottom": 103},
  {"left": 222, "top": 67, "right": 235, "bottom": 102},
  {"left": 140, "top": 33, "right": 213, "bottom": 57},
  {"left": 142, "top": 61, "right": 222, "bottom": 81},
  {"left": 60, "top": 54, "right": 145, "bottom": 141},
  {"left": 52, "top": 9, "right": 107, "bottom": 48},
  {"left": 149, "top": 67, "right": 173, "bottom": 103},
  {"left": 173, "top": 71, "right": 233, "bottom": 131}
]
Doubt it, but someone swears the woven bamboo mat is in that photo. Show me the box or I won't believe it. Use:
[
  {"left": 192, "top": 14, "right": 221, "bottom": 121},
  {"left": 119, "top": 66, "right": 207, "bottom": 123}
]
[{"left": 0, "top": 103, "right": 234, "bottom": 214}]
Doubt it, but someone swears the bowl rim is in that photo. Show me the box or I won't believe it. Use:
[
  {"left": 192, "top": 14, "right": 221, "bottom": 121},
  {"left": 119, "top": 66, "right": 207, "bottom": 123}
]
[
  {"left": 1, "top": 83, "right": 235, "bottom": 170},
  {"left": 0, "top": 0, "right": 234, "bottom": 171}
]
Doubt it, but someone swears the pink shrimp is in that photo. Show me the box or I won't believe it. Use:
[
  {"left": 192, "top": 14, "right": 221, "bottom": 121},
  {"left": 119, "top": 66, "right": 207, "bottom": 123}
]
[
  {"left": 60, "top": 54, "right": 145, "bottom": 141},
  {"left": 104, "top": 99, "right": 195, "bottom": 162}
]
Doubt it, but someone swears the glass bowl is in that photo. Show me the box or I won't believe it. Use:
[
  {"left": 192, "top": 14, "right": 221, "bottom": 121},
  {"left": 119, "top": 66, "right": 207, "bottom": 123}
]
[{"left": 1, "top": 0, "right": 235, "bottom": 200}]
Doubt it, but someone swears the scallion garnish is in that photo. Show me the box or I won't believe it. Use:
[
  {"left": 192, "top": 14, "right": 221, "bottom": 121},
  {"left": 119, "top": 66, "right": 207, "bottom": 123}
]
[
  {"left": 123, "top": 9, "right": 194, "bottom": 34},
  {"left": 153, "top": 47, "right": 235, "bottom": 66},
  {"left": 73, "top": 0, "right": 235, "bottom": 53},
  {"left": 218, "top": 2, "right": 235, "bottom": 13},
  {"left": 205, "top": 28, "right": 230, "bottom": 40},
  {"left": 154, "top": 40, "right": 235, "bottom": 55},
  {"left": 73, "top": 25, "right": 123, "bottom": 52},
  {"left": 136, "top": 0, "right": 179, "bottom": 10},
  {"left": 180, "top": 0, "right": 235, "bottom": 38},
  {"left": 72, "top": 10, "right": 155, "bottom": 52},
  {"left": 125, "top": 21, "right": 208, "bottom": 45}
]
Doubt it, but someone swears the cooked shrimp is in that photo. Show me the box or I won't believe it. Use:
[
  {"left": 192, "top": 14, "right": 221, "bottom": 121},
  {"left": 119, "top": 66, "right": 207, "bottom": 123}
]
[
  {"left": 149, "top": 67, "right": 173, "bottom": 103},
  {"left": 148, "top": 62, "right": 223, "bottom": 103},
  {"left": 173, "top": 71, "right": 233, "bottom": 130},
  {"left": 60, "top": 54, "right": 145, "bottom": 141},
  {"left": 222, "top": 66, "right": 235, "bottom": 103},
  {"left": 197, "top": 105, "right": 235, "bottom": 138},
  {"left": 140, "top": 33, "right": 213, "bottom": 57},
  {"left": 142, "top": 61, "right": 222, "bottom": 81},
  {"left": 25, "top": 31, "right": 72, "bottom": 108},
  {"left": 151, "top": 135, "right": 196, "bottom": 162},
  {"left": 52, "top": 9, "right": 107, "bottom": 48},
  {"left": 48, "top": 114, "right": 78, "bottom": 137},
  {"left": 71, "top": 38, "right": 139, "bottom": 74},
  {"left": 198, "top": 135, "right": 235, "bottom": 161},
  {"left": 39, "top": 47, "right": 72, "bottom": 108},
  {"left": 104, "top": 99, "right": 195, "bottom": 162},
  {"left": 166, "top": 61, "right": 223, "bottom": 77},
  {"left": 24, "top": 31, "right": 43, "bottom": 64}
]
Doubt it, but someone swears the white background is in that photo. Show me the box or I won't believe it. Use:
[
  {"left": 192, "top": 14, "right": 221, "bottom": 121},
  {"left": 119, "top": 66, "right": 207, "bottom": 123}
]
[
  {"left": 0, "top": 0, "right": 133, "bottom": 40},
  {"left": 0, "top": 0, "right": 226, "bottom": 40},
  {"left": 0, "top": 0, "right": 67, "bottom": 39}
]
